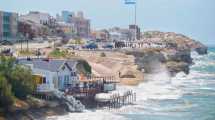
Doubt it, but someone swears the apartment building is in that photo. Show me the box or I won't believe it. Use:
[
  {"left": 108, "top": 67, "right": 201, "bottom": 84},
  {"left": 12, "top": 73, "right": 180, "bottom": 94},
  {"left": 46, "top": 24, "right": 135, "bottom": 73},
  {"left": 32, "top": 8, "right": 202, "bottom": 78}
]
[{"left": 0, "top": 11, "right": 18, "bottom": 42}]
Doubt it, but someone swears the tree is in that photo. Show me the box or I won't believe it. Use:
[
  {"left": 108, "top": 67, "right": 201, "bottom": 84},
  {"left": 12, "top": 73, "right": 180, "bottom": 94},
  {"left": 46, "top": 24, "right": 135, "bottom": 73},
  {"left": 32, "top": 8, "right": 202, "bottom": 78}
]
[
  {"left": 76, "top": 60, "right": 92, "bottom": 75},
  {"left": 10, "top": 65, "right": 36, "bottom": 99},
  {"left": 0, "top": 56, "right": 36, "bottom": 111},
  {"left": 0, "top": 75, "right": 14, "bottom": 110},
  {"left": 18, "top": 21, "right": 35, "bottom": 40}
]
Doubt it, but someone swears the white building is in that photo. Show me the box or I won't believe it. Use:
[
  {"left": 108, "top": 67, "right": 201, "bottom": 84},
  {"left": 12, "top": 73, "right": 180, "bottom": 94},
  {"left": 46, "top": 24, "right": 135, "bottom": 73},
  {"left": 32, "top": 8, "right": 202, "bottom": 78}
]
[
  {"left": 20, "top": 11, "right": 51, "bottom": 25},
  {"left": 109, "top": 27, "right": 132, "bottom": 41},
  {"left": 18, "top": 58, "right": 80, "bottom": 92}
]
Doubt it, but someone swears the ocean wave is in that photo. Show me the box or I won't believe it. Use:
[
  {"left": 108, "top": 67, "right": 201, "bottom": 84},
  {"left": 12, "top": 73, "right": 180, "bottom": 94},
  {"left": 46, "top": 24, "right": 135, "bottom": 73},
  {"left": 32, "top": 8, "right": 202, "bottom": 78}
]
[
  {"left": 208, "top": 51, "right": 215, "bottom": 57},
  {"left": 47, "top": 50, "right": 215, "bottom": 120},
  {"left": 46, "top": 110, "right": 128, "bottom": 120},
  {"left": 115, "top": 62, "right": 214, "bottom": 116}
]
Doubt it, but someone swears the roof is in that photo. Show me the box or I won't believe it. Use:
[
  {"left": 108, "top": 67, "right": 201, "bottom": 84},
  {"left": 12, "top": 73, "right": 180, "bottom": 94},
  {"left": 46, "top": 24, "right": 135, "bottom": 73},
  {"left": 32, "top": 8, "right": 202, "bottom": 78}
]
[{"left": 18, "top": 58, "right": 77, "bottom": 72}]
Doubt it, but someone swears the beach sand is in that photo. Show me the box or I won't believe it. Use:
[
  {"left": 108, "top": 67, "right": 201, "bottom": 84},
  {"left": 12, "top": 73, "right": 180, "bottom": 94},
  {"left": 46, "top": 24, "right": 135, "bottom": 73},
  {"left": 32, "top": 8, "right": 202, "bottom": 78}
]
[{"left": 75, "top": 50, "right": 144, "bottom": 85}]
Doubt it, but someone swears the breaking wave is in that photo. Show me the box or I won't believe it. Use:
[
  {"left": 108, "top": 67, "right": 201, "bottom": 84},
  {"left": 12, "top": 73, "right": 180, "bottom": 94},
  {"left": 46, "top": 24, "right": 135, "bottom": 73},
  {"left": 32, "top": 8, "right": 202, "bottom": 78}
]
[{"left": 46, "top": 48, "right": 215, "bottom": 120}]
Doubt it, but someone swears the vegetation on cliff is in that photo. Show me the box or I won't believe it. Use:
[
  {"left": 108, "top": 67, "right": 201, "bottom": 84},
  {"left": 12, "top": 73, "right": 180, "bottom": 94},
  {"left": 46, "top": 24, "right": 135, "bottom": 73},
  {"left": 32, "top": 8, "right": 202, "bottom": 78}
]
[
  {"left": 0, "top": 56, "right": 36, "bottom": 113},
  {"left": 76, "top": 59, "right": 92, "bottom": 75},
  {"left": 142, "top": 31, "right": 208, "bottom": 54},
  {"left": 48, "top": 48, "right": 76, "bottom": 59}
]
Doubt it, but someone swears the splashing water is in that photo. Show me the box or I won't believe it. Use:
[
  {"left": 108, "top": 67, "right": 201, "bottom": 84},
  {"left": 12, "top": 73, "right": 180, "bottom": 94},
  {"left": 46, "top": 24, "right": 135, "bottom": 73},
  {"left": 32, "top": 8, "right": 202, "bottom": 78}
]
[{"left": 47, "top": 47, "right": 215, "bottom": 120}]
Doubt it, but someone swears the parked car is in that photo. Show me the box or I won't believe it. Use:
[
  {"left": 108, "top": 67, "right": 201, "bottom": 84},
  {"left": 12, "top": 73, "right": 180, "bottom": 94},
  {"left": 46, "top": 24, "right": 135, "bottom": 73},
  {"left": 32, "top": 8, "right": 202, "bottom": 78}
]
[
  {"left": 102, "top": 44, "right": 113, "bottom": 49},
  {"left": 83, "top": 43, "right": 98, "bottom": 49}
]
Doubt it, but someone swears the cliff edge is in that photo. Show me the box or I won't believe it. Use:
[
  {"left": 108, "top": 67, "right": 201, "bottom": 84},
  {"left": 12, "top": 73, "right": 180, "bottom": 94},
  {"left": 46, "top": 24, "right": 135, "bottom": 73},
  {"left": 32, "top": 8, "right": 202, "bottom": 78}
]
[{"left": 126, "top": 31, "right": 208, "bottom": 76}]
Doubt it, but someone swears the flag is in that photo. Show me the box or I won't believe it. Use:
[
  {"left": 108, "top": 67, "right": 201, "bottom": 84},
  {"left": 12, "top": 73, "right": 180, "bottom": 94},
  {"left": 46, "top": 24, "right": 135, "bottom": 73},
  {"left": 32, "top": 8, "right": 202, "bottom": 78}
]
[{"left": 125, "top": 0, "right": 136, "bottom": 4}]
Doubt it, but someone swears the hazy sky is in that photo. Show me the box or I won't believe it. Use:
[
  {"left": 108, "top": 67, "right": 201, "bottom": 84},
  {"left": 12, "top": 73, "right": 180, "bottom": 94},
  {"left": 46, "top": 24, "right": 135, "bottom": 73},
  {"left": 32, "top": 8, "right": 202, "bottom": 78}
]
[{"left": 0, "top": 0, "right": 215, "bottom": 45}]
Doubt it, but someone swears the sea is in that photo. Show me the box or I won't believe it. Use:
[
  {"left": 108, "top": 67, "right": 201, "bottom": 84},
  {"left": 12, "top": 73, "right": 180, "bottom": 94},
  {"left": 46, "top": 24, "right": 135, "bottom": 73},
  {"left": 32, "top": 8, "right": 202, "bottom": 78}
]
[{"left": 47, "top": 47, "right": 215, "bottom": 120}]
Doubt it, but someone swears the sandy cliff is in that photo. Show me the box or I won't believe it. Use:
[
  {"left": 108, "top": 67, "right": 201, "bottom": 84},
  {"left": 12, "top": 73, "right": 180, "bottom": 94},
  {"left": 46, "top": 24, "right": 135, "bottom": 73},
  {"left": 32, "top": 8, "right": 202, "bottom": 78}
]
[{"left": 76, "top": 51, "right": 144, "bottom": 85}]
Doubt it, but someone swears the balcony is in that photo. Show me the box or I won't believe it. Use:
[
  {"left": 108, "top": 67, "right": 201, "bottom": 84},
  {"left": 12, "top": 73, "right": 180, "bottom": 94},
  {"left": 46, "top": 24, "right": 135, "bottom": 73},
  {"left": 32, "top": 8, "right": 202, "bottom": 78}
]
[{"left": 37, "top": 84, "right": 55, "bottom": 93}]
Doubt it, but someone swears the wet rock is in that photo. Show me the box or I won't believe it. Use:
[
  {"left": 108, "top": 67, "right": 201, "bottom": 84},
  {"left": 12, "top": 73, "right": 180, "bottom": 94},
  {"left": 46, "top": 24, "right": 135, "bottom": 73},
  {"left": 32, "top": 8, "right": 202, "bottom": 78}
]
[{"left": 195, "top": 47, "right": 208, "bottom": 55}]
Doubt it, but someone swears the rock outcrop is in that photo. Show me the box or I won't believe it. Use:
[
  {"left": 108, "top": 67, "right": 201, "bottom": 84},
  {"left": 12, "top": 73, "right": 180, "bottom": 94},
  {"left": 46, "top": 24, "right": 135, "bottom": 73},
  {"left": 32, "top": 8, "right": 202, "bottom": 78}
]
[
  {"left": 143, "top": 31, "right": 208, "bottom": 55},
  {"left": 126, "top": 31, "right": 207, "bottom": 76},
  {"left": 125, "top": 49, "right": 191, "bottom": 76},
  {"left": 192, "top": 41, "right": 208, "bottom": 55}
]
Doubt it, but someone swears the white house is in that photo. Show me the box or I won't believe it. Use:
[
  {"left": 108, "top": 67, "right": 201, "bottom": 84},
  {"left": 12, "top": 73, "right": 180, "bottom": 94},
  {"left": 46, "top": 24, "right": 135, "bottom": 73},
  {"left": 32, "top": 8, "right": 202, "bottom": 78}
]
[{"left": 18, "top": 58, "right": 80, "bottom": 93}]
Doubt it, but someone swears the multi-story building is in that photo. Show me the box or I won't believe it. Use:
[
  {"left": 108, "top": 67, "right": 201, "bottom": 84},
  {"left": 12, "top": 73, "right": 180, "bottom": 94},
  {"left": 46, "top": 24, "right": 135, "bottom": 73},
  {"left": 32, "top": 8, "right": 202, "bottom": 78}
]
[
  {"left": 129, "top": 24, "right": 141, "bottom": 40},
  {"left": 56, "top": 11, "right": 90, "bottom": 38},
  {"left": 0, "top": 11, "right": 18, "bottom": 42},
  {"left": 19, "top": 11, "right": 51, "bottom": 25},
  {"left": 69, "top": 11, "right": 90, "bottom": 38},
  {"left": 91, "top": 29, "right": 110, "bottom": 41},
  {"left": 56, "top": 13, "right": 62, "bottom": 22},
  {"left": 109, "top": 27, "right": 132, "bottom": 41},
  {"left": 62, "top": 11, "right": 74, "bottom": 23},
  {"left": 57, "top": 21, "right": 75, "bottom": 38}
]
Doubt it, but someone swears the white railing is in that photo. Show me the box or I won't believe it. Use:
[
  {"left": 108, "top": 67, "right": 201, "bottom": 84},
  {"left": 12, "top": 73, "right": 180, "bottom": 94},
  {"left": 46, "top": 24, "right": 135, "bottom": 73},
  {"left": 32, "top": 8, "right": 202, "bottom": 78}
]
[{"left": 37, "top": 84, "right": 54, "bottom": 92}]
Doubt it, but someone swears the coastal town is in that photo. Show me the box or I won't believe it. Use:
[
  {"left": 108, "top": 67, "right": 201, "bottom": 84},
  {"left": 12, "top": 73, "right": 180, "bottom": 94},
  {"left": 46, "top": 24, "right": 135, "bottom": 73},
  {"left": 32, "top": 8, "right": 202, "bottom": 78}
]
[{"left": 0, "top": 9, "right": 208, "bottom": 120}]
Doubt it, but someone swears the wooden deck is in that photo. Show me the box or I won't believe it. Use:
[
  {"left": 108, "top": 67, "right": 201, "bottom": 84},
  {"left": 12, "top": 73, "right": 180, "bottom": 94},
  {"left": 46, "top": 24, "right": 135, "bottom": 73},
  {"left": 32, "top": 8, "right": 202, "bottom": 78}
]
[
  {"left": 80, "top": 76, "right": 119, "bottom": 83},
  {"left": 64, "top": 76, "right": 118, "bottom": 98},
  {"left": 96, "top": 90, "right": 136, "bottom": 109}
]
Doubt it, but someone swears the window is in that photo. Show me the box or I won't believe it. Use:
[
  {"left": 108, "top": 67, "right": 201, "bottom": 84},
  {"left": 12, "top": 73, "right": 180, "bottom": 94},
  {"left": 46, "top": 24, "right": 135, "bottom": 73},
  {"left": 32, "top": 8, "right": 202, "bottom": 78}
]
[
  {"left": 58, "top": 76, "right": 63, "bottom": 89},
  {"left": 43, "top": 77, "right": 46, "bottom": 84},
  {"left": 71, "top": 72, "right": 76, "bottom": 76},
  {"left": 3, "top": 16, "right": 10, "bottom": 23},
  {"left": 3, "top": 32, "right": 10, "bottom": 38},
  {"left": 62, "top": 65, "right": 65, "bottom": 70},
  {"left": 64, "top": 75, "right": 70, "bottom": 86}
]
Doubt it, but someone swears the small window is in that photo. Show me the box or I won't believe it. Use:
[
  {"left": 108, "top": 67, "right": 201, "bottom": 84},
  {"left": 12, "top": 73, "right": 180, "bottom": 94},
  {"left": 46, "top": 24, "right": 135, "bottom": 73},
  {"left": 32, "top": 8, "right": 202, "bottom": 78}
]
[
  {"left": 71, "top": 72, "right": 74, "bottom": 76},
  {"left": 43, "top": 77, "right": 46, "bottom": 84},
  {"left": 62, "top": 65, "right": 65, "bottom": 70},
  {"left": 64, "top": 75, "right": 70, "bottom": 86},
  {"left": 71, "top": 72, "right": 77, "bottom": 76}
]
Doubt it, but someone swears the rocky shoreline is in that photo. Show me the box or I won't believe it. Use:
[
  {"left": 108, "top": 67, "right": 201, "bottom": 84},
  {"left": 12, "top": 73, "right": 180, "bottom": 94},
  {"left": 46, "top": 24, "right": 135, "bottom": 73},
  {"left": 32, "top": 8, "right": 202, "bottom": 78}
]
[
  {"left": 4, "top": 106, "right": 67, "bottom": 120},
  {"left": 1, "top": 31, "right": 208, "bottom": 120},
  {"left": 0, "top": 98, "right": 68, "bottom": 120},
  {"left": 125, "top": 31, "right": 208, "bottom": 76}
]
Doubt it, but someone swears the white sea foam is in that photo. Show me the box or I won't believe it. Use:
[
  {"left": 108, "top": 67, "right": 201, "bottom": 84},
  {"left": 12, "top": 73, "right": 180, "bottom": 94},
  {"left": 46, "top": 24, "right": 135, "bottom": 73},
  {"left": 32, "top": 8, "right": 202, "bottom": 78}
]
[
  {"left": 191, "top": 51, "right": 215, "bottom": 68},
  {"left": 46, "top": 110, "right": 128, "bottom": 120},
  {"left": 47, "top": 50, "right": 215, "bottom": 120}
]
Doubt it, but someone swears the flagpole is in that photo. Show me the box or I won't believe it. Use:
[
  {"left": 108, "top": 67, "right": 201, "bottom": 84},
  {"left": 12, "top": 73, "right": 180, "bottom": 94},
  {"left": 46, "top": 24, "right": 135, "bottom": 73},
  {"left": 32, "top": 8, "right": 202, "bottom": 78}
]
[{"left": 125, "top": 0, "right": 137, "bottom": 41}]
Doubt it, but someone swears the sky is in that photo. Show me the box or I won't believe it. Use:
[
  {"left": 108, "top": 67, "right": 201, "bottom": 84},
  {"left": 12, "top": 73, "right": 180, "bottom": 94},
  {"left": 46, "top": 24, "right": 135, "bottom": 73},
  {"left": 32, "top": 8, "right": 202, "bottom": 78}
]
[{"left": 0, "top": 0, "right": 215, "bottom": 45}]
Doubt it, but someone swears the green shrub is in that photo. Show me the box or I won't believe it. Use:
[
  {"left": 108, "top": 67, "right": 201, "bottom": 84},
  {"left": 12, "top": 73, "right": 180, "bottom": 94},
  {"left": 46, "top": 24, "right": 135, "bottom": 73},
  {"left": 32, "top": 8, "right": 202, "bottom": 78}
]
[
  {"left": 10, "top": 66, "right": 36, "bottom": 99},
  {"left": 76, "top": 60, "right": 92, "bottom": 75},
  {"left": 0, "top": 56, "right": 36, "bottom": 111},
  {"left": 49, "top": 49, "right": 67, "bottom": 58},
  {"left": 100, "top": 52, "right": 106, "bottom": 57},
  {"left": 0, "top": 75, "right": 14, "bottom": 110}
]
